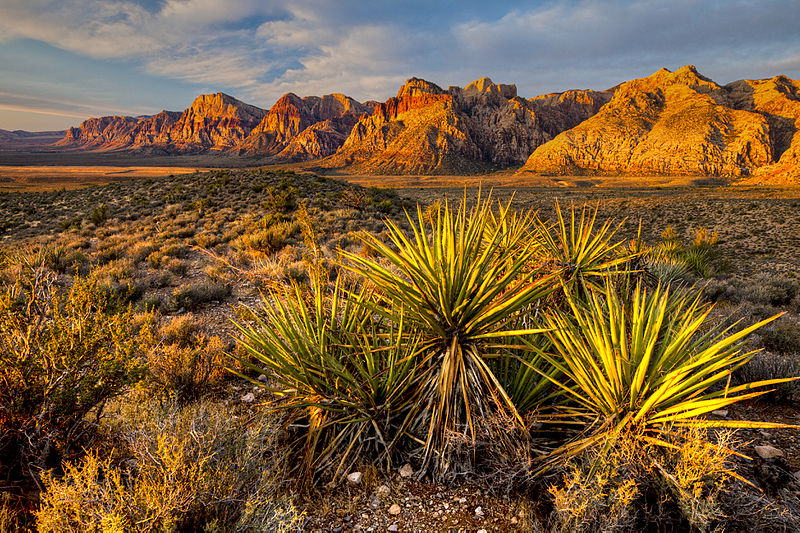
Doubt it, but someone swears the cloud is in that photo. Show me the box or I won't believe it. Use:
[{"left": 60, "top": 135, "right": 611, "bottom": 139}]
[
  {"left": 0, "top": 91, "right": 151, "bottom": 117},
  {"left": 146, "top": 50, "right": 273, "bottom": 87},
  {"left": 0, "top": 104, "right": 88, "bottom": 119},
  {"left": 0, "top": 0, "right": 283, "bottom": 90},
  {"left": 2, "top": 0, "right": 800, "bottom": 125},
  {"left": 450, "top": 0, "right": 800, "bottom": 90}
]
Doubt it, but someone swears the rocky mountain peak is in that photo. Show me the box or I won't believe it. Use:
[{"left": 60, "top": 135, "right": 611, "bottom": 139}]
[
  {"left": 464, "top": 77, "right": 517, "bottom": 99},
  {"left": 396, "top": 78, "right": 445, "bottom": 99},
  {"left": 185, "top": 92, "right": 267, "bottom": 123}
]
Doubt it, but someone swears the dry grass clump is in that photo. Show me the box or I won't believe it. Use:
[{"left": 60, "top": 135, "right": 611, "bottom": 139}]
[{"left": 144, "top": 314, "right": 230, "bottom": 403}]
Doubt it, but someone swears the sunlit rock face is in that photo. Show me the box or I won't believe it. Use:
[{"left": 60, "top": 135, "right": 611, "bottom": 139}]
[
  {"left": 324, "top": 76, "right": 607, "bottom": 174},
  {"left": 518, "top": 66, "right": 776, "bottom": 178},
  {"left": 726, "top": 75, "right": 800, "bottom": 184},
  {"left": 237, "top": 93, "right": 373, "bottom": 159}
]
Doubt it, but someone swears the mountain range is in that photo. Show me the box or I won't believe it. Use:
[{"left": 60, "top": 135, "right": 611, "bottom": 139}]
[{"left": 3, "top": 66, "right": 799, "bottom": 182}]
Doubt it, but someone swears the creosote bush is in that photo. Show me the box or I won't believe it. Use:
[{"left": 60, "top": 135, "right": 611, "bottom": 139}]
[{"left": 0, "top": 259, "right": 150, "bottom": 488}]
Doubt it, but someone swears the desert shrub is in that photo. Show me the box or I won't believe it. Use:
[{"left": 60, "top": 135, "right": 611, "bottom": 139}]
[
  {"left": 0, "top": 266, "right": 150, "bottom": 490},
  {"left": 144, "top": 314, "right": 229, "bottom": 403},
  {"left": 129, "top": 241, "right": 159, "bottom": 265},
  {"left": 88, "top": 204, "right": 108, "bottom": 226},
  {"left": 549, "top": 426, "right": 737, "bottom": 532},
  {"left": 231, "top": 223, "right": 297, "bottom": 255},
  {"left": 36, "top": 400, "right": 303, "bottom": 532},
  {"left": 166, "top": 280, "right": 231, "bottom": 312},
  {"left": 40, "top": 244, "right": 86, "bottom": 274},
  {"left": 732, "top": 350, "right": 800, "bottom": 402},
  {"left": 164, "top": 257, "right": 188, "bottom": 276},
  {"left": 262, "top": 183, "right": 298, "bottom": 213},
  {"left": 194, "top": 230, "right": 219, "bottom": 249},
  {"left": 761, "top": 317, "right": 800, "bottom": 355},
  {"left": 744, "top": 274, "right": 800, "bottom": 307},
  {"left": 702, "top": 278, "right": 741, "bottom": 303}
]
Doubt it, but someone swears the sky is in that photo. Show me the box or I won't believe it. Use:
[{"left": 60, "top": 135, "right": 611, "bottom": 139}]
[{"left": 1, "top": 0, "right": 799, "bottom": 131}]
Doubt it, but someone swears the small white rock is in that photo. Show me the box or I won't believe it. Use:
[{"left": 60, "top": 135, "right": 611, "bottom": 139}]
[
  {"left": 387, "top": 524, "right": 398, "bottom": 532},
  {"left": 376, "top": 484, "right": 390, "bottom": 498},
  {"left": 388, "top": 503, "right": 402, "bottom": 515},
  {"left": 711, "top": 409, "right": 729, "bottom": 417},
  {"left": 347, "top": 472, "right": 363, "bottom": 485},
  {"left": 478, "top": 530, "right": 488, "bottom": 533},
  {"left": 241, "top": 392, "right": 255, "bottom": 403},
  {"left": 399, "top": 463, "right": 414, "bottom": 478},
  {"left": 258, "top": 374, "right": 268, "bottom": 382},
  {"left": 755, "top": 445, "right": 784, "bottom": 460},
  {"left": 474, "top": 506, "right": 484, "bottom": 517}
]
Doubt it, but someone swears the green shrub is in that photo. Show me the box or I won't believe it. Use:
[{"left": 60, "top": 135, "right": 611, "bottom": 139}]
[
  {"left": 88, "top": 204, "right": 108, "bottom": 226},
  {"left": 166, "top": 281, "right": 231, "bottom": 312},
  {"left": 0, "top": 268, "right": 150, "bottom": 488}
]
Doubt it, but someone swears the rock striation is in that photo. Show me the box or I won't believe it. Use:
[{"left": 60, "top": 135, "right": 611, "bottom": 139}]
[
  {"left": 323, "top": 76, "right": 604, "bottom": 174},
  {"left": 237, "top": 93, "right": 372, "bottom": 160},
  {"left": 726, "top": 75, "right": 800, "bottom": 184},
  {"left": 518, "top": 66, "right": 776, "bottom": 177}
]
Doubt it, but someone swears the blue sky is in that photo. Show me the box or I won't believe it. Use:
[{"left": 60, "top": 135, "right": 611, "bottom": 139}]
[{"left": 1, "top": 0, "right": 799, "bottom": 131}]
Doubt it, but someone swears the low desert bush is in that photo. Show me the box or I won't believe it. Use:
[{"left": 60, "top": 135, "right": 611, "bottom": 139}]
[
  {"left": 0, "top": 264, "right": 151, "bottom": 490},
  {"left": 732, "top": 350, "right": 800, "bottom": 402},
  {"left": 744, "top": 274, "right": 800, "bottom": 307},
  {"left": 36, "top": 400, "right": 303, "bottom": 532},
  {"left": 549, "top": 426, "right": 738, "bottom": 532},
  {"left": 761, "top": 317, "right": 800, "bottom": 355},
  {"left": 144, "top": 314, "right": 229, "bottom": 403},
  {"left": 166, "top": 280, "right": 231, "bottom": 312}
]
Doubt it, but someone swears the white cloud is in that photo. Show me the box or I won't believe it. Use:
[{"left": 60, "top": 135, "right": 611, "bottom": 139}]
[
  {"left": 146, "top": 49, "right": 272, "bottom": 87},
  {"left": 1, "top": 0, "right": 800, "bottom": 116}
]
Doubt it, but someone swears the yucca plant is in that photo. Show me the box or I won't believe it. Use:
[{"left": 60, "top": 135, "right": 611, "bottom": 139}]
[
  {"left": 342, "top": 193, "right": 556, "bottom": 474},
  {"left": 532, "top": 279, "right": 795, "bottom": 468},
  {"left": 535, "top": 202, "right": 632, "bottom": 301},
  {"left": 232, "top": 272, "right": 422, "bottom": 482}
]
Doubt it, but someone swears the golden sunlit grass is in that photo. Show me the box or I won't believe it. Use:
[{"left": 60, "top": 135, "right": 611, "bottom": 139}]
[{"left": 0, "top": 165, "right": 210, "bottom": 191}]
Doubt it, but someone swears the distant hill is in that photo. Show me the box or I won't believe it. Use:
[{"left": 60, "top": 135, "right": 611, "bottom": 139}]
[
  {"left": 5, "top": 67, "right": 800, "bottom": 183},
  {"left": 0, "top": 129, "right": 67, "bottom": 149},
  {"left": 518, "top": 66, "right": 800, "bottom": 183}
]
